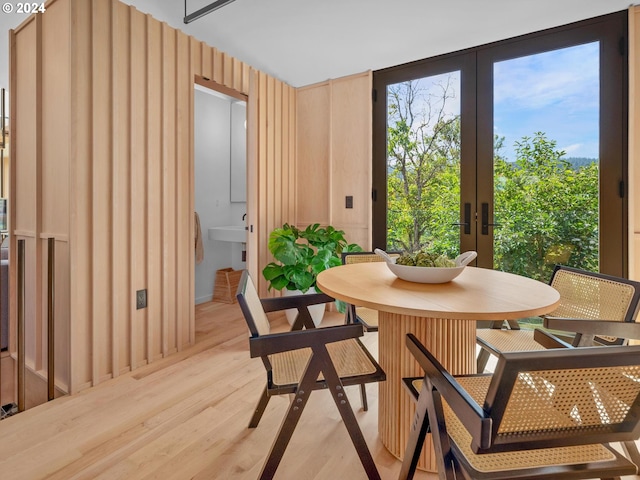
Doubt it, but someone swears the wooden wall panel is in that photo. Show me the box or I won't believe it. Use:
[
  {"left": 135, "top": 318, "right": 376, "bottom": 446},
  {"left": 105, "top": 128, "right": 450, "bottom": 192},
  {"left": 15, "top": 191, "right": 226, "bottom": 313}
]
[
  {"left": 112, "top": 0, "right": 131, "bottom": 375},
  {"left": 11, "top": 0, "right": 297, "bottom": 394},
  {"left": 70, "top": 0, "right": 92, "bottom": 390},
  {"left": 295, "top": 83, "right": 331, "bottom": 226},
  {"left": 295, "top": 72, "right": 372, "bottom": 249},
  {"left": 41, "top": 1, "right": 69, "bottom": 237},
  {"left": 129, "top": 7, "right": 147, "bottom": 371},
  {"left": 92, "top": 0, "right": 113, "bottom": 384},
  {"left": 161, "top": 22, "right": 177, "bottom": 356},
  {"left": 13, "top": 20, "right": 37, "bottom": 234},
  {"left": 330, "top": 72, "right": 372, "bottom": 249}
]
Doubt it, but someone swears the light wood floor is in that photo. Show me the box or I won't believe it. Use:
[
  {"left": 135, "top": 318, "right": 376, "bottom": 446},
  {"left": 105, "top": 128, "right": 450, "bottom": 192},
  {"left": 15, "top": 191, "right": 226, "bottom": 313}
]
[
  {"left": 1, "top": 301, "right": 638, "bottom": 479},
  {"left": 0, "top": 301, "right": 435, "bottom": 480}
]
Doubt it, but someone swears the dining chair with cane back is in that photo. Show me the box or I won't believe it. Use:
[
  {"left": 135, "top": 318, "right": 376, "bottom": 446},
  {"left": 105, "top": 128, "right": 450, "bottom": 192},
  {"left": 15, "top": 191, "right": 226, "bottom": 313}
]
[
  {"left": 236, "top": 271, "right": 386, "bottom": 480},
  {"left": 476, "top": 265, "right": 640, "bottom": 372},
  {"left": 537, "top": 317, "right": 640, "bottom": 471},
  {"left": 341, "top": 251, "right": 400, "bottom": 332},
  {"left": 399, "top": 332, "right": 640, "bottom": 480}
]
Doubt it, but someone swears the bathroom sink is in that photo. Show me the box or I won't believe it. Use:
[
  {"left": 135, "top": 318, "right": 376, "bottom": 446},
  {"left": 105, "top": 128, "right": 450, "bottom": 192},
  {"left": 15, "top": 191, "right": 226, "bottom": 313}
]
[{"left": 208, "top": 226, "right": 247, "bottom": 243}]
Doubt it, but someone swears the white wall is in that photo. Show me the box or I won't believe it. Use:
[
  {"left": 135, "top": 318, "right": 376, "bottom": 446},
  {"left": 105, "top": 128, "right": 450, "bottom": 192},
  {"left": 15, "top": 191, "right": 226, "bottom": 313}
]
[{"left": 194, "top": 86, "right": 246, "bottom": 304}]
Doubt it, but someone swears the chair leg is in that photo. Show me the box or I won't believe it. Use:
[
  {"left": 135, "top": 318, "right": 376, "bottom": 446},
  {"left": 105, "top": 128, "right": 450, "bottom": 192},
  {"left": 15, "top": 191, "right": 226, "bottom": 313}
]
[
  {"left": 621, "top": 440, "right": 640, "bottom": 469},
  {"left": 249, "top": 385, "right": 270, "bottom": 428},
  {"left": 359, "top": 383, "right": 368, "bottom": 411},
  {"left": 259, "top": 360, "right": 323, "bottom": 480},
  {"left": 318, "top": 349, "right": 381, "bottom": 480},
  {"left": 424, "top": 380, "right": 456, "bottom": 480},
  {"left": 398, "top": 382, "right": 430, "bottom": 480},
  {"left": 476, "top": 348, "right": 491, "bottom": 373}
]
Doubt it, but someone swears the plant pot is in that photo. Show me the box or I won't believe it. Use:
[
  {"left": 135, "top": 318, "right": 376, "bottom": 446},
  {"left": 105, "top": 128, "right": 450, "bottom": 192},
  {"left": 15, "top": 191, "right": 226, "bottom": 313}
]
[{"left": 283, "top": 287, "right": 325, "bottom": 327}]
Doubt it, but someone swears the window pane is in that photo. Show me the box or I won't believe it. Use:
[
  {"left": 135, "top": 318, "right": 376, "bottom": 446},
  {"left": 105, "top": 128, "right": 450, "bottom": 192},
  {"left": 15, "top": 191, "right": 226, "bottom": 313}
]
[
  {"left": 493, "top": 43, "right": 599, "bottom": 281},
  {"left": 386, "top": 73, "right": 461, "bottom": 256}
]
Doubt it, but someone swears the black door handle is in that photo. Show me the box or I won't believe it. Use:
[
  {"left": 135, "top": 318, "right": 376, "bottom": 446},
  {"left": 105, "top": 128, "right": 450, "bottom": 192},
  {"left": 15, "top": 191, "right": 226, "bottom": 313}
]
[
  {"left": 481, "top": 202, "right": 501, "bottom": 235},
  {"left": 451, "top": 203, "right": 471, "bottom": 235}
]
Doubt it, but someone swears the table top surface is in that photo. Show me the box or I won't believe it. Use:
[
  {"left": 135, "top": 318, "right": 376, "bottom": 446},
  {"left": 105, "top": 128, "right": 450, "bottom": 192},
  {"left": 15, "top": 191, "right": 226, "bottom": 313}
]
[{"left": 317, "top": 263, "right": 560, "bottom": 320}]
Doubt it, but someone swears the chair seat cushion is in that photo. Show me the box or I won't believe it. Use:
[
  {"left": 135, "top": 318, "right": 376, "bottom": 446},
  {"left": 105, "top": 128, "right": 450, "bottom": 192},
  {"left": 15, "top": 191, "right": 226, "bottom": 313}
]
[
  {"left": 269, "top": 338, "right": 378, "bottom": 387},
  {"left": 476, "top": 328, "right": 545, "bottom": 354},
  {"left": 355, "top": 307, "right": 378, "bottom": 329}
]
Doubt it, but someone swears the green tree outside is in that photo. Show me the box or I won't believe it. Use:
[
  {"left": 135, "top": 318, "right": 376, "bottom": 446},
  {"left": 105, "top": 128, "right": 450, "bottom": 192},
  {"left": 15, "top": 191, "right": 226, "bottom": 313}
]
[{"left": 386, "top": 79, "right": 598, "bottom": 281}]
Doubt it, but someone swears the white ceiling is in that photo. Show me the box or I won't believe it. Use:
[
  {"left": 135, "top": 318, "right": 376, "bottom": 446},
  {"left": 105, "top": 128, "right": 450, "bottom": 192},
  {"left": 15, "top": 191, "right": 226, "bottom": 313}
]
[{"left": 0, "top": 0, "right": 634, "bottom": 89}]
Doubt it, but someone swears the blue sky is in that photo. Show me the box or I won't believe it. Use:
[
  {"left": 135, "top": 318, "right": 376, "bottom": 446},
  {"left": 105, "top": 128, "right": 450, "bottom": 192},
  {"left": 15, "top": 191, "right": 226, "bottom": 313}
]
[{"left": 494, "top": 42, "right": 599, "bottom": 161}]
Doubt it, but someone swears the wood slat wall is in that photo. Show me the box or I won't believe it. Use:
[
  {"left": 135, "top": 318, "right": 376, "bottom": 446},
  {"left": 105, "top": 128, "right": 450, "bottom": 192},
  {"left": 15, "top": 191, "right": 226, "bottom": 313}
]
[
  {"left": 295, "top": 72, "right": 372, "bottom": 250},
  {"left": 10, "top": 0, "right": 296, "bottom": 395}
]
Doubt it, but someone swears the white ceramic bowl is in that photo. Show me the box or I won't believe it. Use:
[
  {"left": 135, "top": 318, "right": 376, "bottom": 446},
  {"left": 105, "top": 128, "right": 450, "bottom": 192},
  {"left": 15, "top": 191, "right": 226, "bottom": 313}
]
[
  {"left": 386, "top": 262, "right": 465, "bottom": 283},
  {"left": 377, "top": 250, "right": 477, "bottom": 284}
]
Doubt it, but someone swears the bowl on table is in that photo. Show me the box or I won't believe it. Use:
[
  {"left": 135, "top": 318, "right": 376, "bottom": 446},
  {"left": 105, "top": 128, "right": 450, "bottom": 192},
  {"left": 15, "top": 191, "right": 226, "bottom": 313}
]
[{"left": 374, "top": 249, "right": 477, "bottom": 284}]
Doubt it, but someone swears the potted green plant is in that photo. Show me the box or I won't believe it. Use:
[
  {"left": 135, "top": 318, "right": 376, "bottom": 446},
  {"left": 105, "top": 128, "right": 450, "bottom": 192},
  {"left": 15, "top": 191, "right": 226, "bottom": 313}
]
[{"left": 262, "top": 223, "right": 362, "bottom": 325}]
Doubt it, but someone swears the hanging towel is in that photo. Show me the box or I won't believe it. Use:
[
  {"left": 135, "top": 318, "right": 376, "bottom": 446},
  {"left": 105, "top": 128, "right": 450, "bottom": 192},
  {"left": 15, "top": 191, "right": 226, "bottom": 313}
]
[{"left": 195, "top": 211, "right": 204, "bottom": 264}]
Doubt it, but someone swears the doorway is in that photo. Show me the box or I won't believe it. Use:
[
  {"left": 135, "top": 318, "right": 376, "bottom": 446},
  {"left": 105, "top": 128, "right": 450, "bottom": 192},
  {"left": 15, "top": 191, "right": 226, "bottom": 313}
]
[
  {"left": 373, "top": 11, "right": 627, "bottom": 279},
  {"left": 193, "top": 78, "right": 248, "bottom": 308}
]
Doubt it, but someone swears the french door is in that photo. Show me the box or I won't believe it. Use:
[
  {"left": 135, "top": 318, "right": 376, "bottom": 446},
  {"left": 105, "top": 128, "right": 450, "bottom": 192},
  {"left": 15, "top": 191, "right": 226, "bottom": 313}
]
[{"left": 372, "top": 11, "right": 628, "bottom": 279}]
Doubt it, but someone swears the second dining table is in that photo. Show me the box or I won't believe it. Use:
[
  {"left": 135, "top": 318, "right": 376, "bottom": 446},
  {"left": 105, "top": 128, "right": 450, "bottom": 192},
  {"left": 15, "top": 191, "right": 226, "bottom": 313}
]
[{"left": 316, "top": 262, "right": 561, "bottom": 472}]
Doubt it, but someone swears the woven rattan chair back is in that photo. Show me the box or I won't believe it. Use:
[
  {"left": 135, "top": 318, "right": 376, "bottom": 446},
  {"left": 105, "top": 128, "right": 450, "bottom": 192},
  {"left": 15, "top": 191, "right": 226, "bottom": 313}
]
[
  {"left": 236, "top": 271, "right": 271, "bottom": 337},
  {"left": 549, "top": 265, "right": 640, "bottom": 345},
  {"left": 400, "top": 333, "right": 640, "bottom": 480},
  {"left": 340, "top": 251, "right": 400, "bottom": 333},
  {"left": 342, "top": 251, "right": 400, "bottom": 265},
  {"left": 482, "top": 346, "right": 640, "bottom": 451}
]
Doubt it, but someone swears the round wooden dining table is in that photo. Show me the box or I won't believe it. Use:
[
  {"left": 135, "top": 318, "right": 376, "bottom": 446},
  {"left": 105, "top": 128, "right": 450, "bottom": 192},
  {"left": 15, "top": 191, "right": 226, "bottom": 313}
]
[{"left": 316, "top": 263, "right": 560, "bottom": 472}]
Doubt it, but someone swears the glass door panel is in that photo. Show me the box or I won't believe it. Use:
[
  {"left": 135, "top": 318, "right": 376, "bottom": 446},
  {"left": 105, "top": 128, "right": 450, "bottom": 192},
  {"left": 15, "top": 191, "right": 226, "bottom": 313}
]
[
  {"left": 492, "top": 43, "right": 600, "bottom": 281},
  {"left": 385, "top": 73, "right": 462, "bottom": 257}
]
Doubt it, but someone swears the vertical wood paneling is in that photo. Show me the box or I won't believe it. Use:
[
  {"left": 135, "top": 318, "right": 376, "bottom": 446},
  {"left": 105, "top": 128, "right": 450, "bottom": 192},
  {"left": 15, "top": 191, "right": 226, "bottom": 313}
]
[
  {"left": 70, "top": 0, "right": 92, "bottom": 391},
  {"left": 130, "top": 6, "right": 147, "bottom": 369},
  {"left": 161, "top": 22, "right": 177, "bottom": 356},
  {"left": 257, "top": 72, "right": 268, "bottom": 296},
  {"left": 12, "top": 0, "right": 299, "bottom": 393},
  {"left": 295, "top": 72, "right": 372, "bottom": 249},
  {"left": 288, "top": 86, "right": 296, "bottom": 222},
  {"left": 330, "top": 73, "right": 372, "bottom": 249},
  {"left": 41, "top": 1, "right": 70, "bottom": 236},
  {"left": 246, "top": 69, "right": 259, "bottom": 282},
  {"left": 92, "top": 0, "right": 113, "bottom": 383},
  {"left": 296, "top": 83, "right": 331, "bottom": 226},
  {"left": 112, "top": 0, "right": 131, "bottom": 375},
  {"left": 202, "top": 44, "right": 212, "bottom": 80},
  {"left": 190, "top": 36, "right": 201, "bottom": 78},
  {"left": 176, "top": 29, "right": 190, "bottom": 348},
  {"left": 13, "top": 20, "right": 37, "bottom": 234},
  {"left": 213, "top": 48, "right": 223, "bottom": 85},
  {"left": 274, "top": 81, "right": 282, "bottom": 224},
  {"left": 223, "top": 53, "right": 233, "bottom": 88},
  {"left": 146, "top": 15, "right": 162, "bottom": 362}
]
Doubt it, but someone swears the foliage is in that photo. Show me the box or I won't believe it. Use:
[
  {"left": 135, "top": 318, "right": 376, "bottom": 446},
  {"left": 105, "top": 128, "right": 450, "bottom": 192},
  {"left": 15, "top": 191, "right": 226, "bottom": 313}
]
[
  {"left": 493, "top": 133, "right": 598, "bottom": 281},
  {"left": 386, "top": 78, "right": 599, "bottom": 281},
  {"left": 262, "top": 223, "right": 362, "bottom": 292},
  {"left": 386, "top": 79, "right": 460, "bottom": 256}
]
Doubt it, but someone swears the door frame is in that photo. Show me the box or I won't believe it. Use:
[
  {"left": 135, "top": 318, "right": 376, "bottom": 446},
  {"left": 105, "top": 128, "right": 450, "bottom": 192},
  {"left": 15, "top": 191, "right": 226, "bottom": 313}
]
[{"left": 372, "top": 10, "right": 628, "bottom": 276}]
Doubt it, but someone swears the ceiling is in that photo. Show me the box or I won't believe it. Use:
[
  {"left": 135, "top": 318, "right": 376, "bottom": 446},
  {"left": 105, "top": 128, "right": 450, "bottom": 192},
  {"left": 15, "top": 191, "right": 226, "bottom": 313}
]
[
  {"left": 124, "top": 0, "right": 633, "bottom": 87},
  {"left": 0, "top": 0, "right": 635, "bottom": 89}
]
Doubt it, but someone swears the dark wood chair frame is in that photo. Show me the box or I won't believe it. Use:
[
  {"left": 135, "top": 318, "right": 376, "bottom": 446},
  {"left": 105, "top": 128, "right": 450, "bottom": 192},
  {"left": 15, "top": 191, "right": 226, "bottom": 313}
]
[
  {"left": 476, "top": 264, "right": 640, "bottom": 372},
  {"left": 400, "top": 332, "right": 640, "bottom": 480},
  {"left": 236, "top": 271, "right": 386, "bottom": 480}
]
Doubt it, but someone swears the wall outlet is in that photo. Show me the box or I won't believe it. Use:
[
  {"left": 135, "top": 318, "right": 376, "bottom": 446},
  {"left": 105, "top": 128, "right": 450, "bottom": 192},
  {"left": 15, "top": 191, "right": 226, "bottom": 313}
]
[
  {"left": 136, "top": 289, "right": 147, "bottom": 309},
  {"left": 345, "top": 196, "right": 353, "bottom": 209}
]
